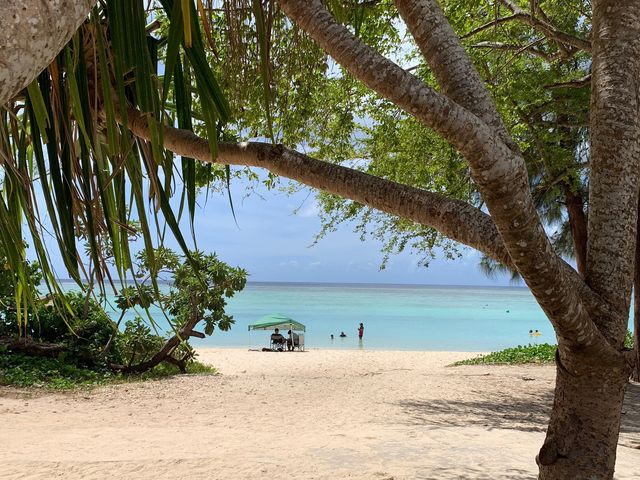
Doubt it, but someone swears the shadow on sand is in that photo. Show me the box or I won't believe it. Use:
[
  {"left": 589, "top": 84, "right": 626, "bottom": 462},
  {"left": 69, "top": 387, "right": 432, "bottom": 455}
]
[
  {"left": 621, "top": 382, "right": 640, "bottom": 436},
  {"left": 413, "top": 466, "right": 533, "bottom": 480},
  {"left": 397, "top": 391, "right": 553, "bottom": 433},
  {"left": 396, "top": 381, "right": 640, "bottom": 437}
]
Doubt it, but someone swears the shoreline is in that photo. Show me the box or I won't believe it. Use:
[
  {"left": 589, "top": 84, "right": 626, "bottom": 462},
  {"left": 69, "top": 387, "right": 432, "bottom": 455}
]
[
  {"left": 2, "top": 349, "right": 638, "bottom": 479},
  {"left": 199, "top": 346, "right": 496, "bottom": 353}
]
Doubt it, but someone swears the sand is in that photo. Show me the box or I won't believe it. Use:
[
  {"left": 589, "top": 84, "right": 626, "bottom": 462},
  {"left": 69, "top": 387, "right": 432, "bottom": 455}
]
[{"left": 1, "top": 349, "right": 639, "bottom": 480}]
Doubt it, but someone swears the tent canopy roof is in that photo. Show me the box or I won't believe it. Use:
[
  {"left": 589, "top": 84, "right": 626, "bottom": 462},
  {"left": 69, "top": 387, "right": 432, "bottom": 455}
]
[{"left": 248, "top": 314, "right": 306, "bottom": 332}]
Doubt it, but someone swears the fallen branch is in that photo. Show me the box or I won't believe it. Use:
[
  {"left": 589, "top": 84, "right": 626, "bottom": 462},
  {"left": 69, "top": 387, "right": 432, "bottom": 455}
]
[{"left": 0, "top": 336, "right": 66, "bottom": 357}]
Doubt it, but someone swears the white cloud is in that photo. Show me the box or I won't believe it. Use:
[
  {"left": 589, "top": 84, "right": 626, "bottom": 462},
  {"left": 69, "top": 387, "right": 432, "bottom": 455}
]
[
  {"left": 279, "top": 260, "right": 300, "bottom": 268},
  {"left": 295, "top": 200, "right": 321, "bottom": 218}
]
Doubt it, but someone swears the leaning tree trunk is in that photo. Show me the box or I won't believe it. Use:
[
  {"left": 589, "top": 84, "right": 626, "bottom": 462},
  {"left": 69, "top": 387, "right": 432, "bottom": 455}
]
[{"left": 537, "top": 351, "right": 631, "bottom": 479}]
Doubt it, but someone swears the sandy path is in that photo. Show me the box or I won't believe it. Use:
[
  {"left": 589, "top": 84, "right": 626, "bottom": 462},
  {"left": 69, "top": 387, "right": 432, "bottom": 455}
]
[{"left": 1, "top": 349, "right": 638, "bottom": 479}]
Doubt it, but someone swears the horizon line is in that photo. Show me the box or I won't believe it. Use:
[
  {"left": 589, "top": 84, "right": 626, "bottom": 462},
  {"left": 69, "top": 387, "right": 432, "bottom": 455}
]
[{"left": 53, "top": 278, "right": 525, "bottom": 288}]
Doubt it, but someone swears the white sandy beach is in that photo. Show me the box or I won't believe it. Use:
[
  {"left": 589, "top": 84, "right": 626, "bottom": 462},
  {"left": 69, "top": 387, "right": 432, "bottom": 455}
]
[{"left": 1, "top": 349, "right": 639, "bottom": 479}]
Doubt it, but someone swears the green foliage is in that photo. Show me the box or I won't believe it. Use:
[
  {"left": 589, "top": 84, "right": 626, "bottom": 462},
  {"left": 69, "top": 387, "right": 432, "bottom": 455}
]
[
  {"left": 453, "top": 343, "right": 558, "bottom": 366},
  {"left": 1, "top": 244, "right": 244, "bottom": 382},
  {"left": 0, "top": 353, "right": 113, "bottom": 389},
  {"left": 454, "top": 331, "right": 636, "bottom": 366},
  {"left": 0, "top": 352, "right": 215, "bottom": 390},
  {"left": 0, "top": 251, "right": 43, "bottom": 334},
  {"left": 116, "top": 317, "right": 166, "bottom": 368},
  {"left": 1, "top": 0, "right": 234, "bottom": 314},
  {"left": 187, "top": 1, "right": 593, "bottom": 270},
  {"left": 123, "top": 248, "right": 247, "bottom": 334},
  {"left": 164, "top": 250, "right": 247, "bottom": 334},
  {"left": 112, "top": 248, "right": 246, "bottom": 367},
  {"left": 0, "top": 255, "right": 42, "bottom": 301},
  {"left": 1, "top": 290, "right": 121, "bottom": 366},
  {"left": 625, "top": 330, "right": 634, "bottom": 349},
  {"left": 140, "top": 359, "right": 216, "bottom": 378}
]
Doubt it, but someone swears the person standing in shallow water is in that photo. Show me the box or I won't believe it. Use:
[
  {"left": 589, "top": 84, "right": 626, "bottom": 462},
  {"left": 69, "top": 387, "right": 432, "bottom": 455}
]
[{"left": 358, "top": 323, "right": 364, "bottom": 339}]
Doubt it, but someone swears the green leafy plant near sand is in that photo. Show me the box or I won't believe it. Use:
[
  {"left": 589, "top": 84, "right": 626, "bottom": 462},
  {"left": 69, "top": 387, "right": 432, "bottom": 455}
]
[
  {"left": 0, "top": 245, "right": 242, "bottom": 388},
  {"left": 454, "top": 343, "right": 558, "bottom": 366},
  {"left": 0, "top": 352, "right": 215, "bottom": 390},
  {"left": 455, "top": 332, "right": 635, "bottom": 366}
]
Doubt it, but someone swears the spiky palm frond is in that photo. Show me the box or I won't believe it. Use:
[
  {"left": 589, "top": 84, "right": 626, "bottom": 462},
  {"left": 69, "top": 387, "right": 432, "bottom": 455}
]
[{"left": 0, "top": 0, "right": 247, "bottom": 327}]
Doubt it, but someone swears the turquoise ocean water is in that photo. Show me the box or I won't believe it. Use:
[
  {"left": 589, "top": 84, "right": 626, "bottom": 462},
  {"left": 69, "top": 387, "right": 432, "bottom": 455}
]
[{"left": 60, "top": 281, "right": 630, "bottom": 352}]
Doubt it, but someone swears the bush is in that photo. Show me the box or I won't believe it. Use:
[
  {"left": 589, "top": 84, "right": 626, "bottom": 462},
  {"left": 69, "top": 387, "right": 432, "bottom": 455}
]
[
  {"left": 0, "top": 352, "right": 215, "bottom": 390},
  {"left": 116, "top": 317, "right": 166, "bottom": 368},
  {"left": 454, "top": 332, "right": 636, "bottom": 366},
  {"left": 453, "top": 343, "right": 558, "bottom": 366},
  {"left": 0, "top": 352, "right": 114, "bottom": 389},
  {"left": 29, "top": 292, "right": 120, "bottom": 366},
  {"left": 625, "top": 330, "right": 634, "bottom": 349}
]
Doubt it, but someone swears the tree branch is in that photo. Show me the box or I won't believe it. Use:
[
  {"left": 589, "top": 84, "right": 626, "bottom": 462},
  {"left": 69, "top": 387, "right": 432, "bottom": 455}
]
[
  {"left": 278, "top": 0, "right": 621, "bottom": 362},
  {"left": 460, "top": 15, "right": 518, "bottom": 40},
  {"left": 0, "top": 336, "right": 66, "bottom": 357},
  {"left": 0, "top": 0, "right": 96, "bottom": 105},
  {"left": 471, "top": 40, "right": 560, "bottom": 62},
  {"left": 461, "top": 14, "right": 520, "bottom": 39},
  {"left": 123, "top": 107, "right": 510, "bottom": 266},
  {"left": 497, "top": 0, "right": 591, "bottom": 53},
  {"left": 543, "top": 75, "right": 591, "bottom": 89},
  {"left": 394, "top": 0, "right": 516, "bottom": 150}
]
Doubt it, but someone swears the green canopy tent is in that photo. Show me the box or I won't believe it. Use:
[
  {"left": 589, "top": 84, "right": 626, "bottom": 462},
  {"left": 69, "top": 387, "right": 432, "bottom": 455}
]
[
  {"left": 248, "top": 314, "right": 306, "bottom": 350},
  {"left": 248, "top": 314, "right": 306, "bottom": 332}
]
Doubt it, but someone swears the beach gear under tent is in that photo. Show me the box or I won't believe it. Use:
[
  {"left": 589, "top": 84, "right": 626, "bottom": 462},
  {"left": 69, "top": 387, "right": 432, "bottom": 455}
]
[{"left": 248, "top": 314, "right": 305, "bottom": 350}]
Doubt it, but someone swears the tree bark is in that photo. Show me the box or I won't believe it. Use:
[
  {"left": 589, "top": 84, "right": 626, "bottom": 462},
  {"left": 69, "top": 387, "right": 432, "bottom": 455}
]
[
  {"left": 585, "top": 0, "right": 640, "bottom": 340},
  {"left": 394, "top": 0, "right": 517, "bottom": 151},
  {"left": 634, "top": 293, "right": 640, "bottom": 382},
  {"left": 113, "top": 319, "right": 197, "bottom": 374},
  {"left": 537, "top": 355, "right": 631, "bottom": 479},
  {"left": 564, "top": 185, "right": 587, "bottom": 276},
  {"left": 277, "top": 2, "right": 636, "bottom": 479},
  {"left": 0, "top": 0, "right": 96, "bottom": 105}
]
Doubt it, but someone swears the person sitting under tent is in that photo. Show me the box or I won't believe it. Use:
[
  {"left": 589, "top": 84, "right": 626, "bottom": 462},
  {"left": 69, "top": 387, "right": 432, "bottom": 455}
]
[
  {"left": 287, "top": 330, "right": 300, "bottom": 351},
  {"left": 270, "top": 328, "right": 286, "bottom": 350}
]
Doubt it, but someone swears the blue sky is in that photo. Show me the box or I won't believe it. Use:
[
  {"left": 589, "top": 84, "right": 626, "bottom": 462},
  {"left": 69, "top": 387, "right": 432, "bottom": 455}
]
[{"left": 33, "top": 168, "right": 513, "bottom": 286}]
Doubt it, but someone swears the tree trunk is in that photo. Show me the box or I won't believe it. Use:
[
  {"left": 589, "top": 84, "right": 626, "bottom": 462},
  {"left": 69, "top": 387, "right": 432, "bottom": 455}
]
[
  {"left": 633, "top": 204, "right": 640, "bottom": 382},
  {"left": 564, "top": 185, "right": 588, "bottom": 276},
  {"left": 0, "top": 0, "right": 96, "bottom": 105},
  {"left": 537, "top": 352, "right": 631, "bottom": 479}
]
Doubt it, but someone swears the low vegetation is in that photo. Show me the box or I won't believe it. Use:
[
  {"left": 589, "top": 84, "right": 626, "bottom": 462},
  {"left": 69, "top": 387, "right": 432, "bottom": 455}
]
[
  {"left": 454, "top": 332, "right": 635, "bottom": 366},
  {"left": 0, "top": 247, "right": 244, "bottom": 390},
  {"left": 454, "top": 343, "right": 558, "bottom": 366},
  {"left": 0, "top": 352, "right": 215, "bottom": 390}
]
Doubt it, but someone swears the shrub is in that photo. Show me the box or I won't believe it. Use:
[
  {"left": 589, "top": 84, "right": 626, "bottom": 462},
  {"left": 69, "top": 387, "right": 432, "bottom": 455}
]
[
  {"left": 2, "top": 291, "right": 120, "bottom": 366},
  {"left": 115, "top": 317, "right": 165, "bottom": 368},
  {"left": 453, "top": 343, "right": 557, "bottom": 366},
  {"left": 454, "top": 332, "right": 635, "bottom": 366}
]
